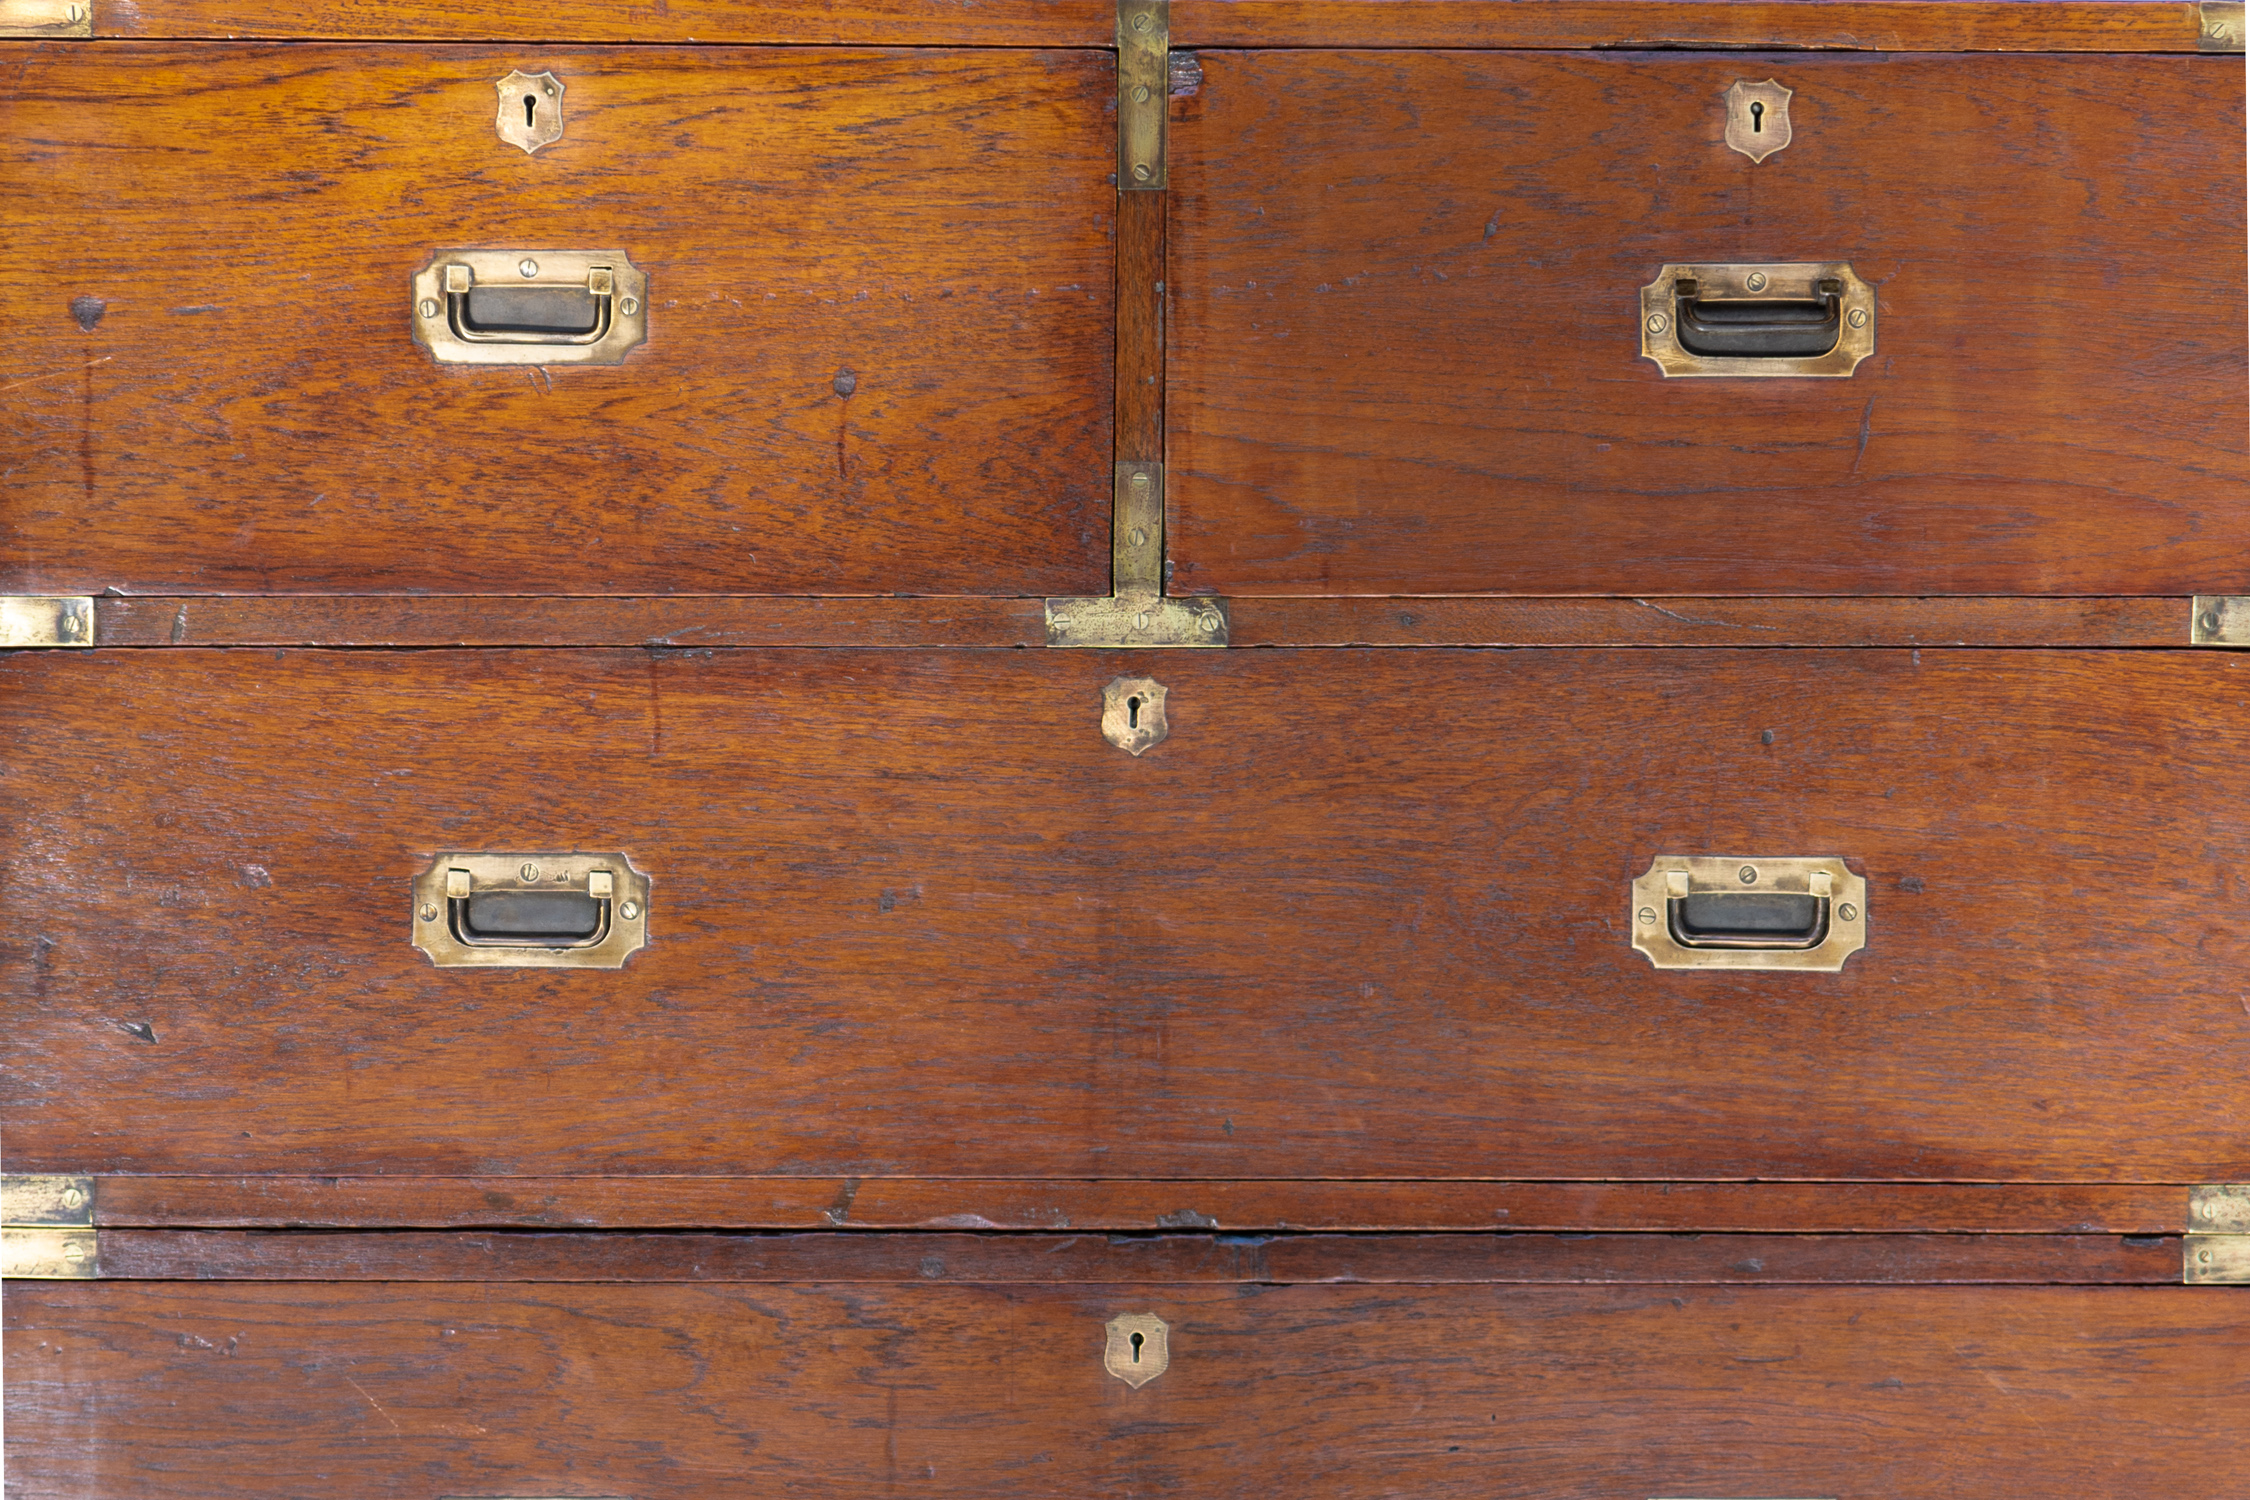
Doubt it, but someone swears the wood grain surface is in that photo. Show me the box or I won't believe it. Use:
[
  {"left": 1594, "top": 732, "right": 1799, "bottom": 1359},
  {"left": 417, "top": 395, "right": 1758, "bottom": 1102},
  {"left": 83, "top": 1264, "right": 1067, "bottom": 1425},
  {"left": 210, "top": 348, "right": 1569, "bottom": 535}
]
[
  {"left": 8, "top": 1283, "right": 2244, "bottom": 1497},
  {"left": 91, "top": 1176, "right": 2193, "bottom": 1232},
  {"left": 84, "top": 1228, "right": 2188, "bottom": 1282},
  {"left": 101, "top": 0, "right": 1110, "bottom": 43},
  {"left": 8, "top": 647, "right": 2250, "bottom": 1186},
  {"left": 1173, "top": 0, "right": 2220, "bottom": 50},
  {"left": 0, "top": 45, "right": 1114, "bottom": 596},
  {"left": 87, "top": 594, "right": 2192, "bottom": 647},
  {"left": 1116, "top": 191, "right": 1166, "bottom": 465},
  {"left": 1167, "top": 52, "right": 2248, "bottom": 596}
]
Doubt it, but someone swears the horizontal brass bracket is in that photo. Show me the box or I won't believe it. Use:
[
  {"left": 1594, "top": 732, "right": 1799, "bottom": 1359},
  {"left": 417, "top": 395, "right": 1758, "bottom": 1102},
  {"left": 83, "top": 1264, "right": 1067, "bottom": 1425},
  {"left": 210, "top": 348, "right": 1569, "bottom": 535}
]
[
  {"left": 2, "top": 1175, "right": 98, "bottom": 1279},
  {"left": 1048, "top": 462, "right": 1229, "bottom": 647},
  {"left": 0, "top": 597, "right": 94, "bottom": 648},
  {"left": 2190, "top": 595, "right": 2250, "bottom": 646},
  {"left": 0, "top": 0, "right": 91, "bottom": 37},
  {"left": 2186, "top": 1184, "right": 2250, "bottom": 1283},
  {"left": 2201, "top": 1, "right": 2245, "bottom": 50}
]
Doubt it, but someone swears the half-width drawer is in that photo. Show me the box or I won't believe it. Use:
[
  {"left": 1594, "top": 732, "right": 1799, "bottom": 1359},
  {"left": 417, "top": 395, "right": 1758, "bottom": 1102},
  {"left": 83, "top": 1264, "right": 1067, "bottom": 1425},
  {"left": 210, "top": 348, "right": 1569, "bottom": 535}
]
[
  {"left": 6, "top": 646, "right": 2247, "bottom": 1184},
  {"left": 0, "top": 44, "right": 1115, "bottom": 596},
  {"left": 1165, "top": 51, "right": 2248, "bottom": 596},
  {"left": 6, "top": 1276, "right": 2242, "bottom": 1497}
]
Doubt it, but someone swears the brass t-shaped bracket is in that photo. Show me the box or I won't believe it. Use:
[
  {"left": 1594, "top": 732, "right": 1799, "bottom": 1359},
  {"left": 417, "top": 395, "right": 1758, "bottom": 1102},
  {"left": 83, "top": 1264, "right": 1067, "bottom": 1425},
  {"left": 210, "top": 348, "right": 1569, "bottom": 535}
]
[{"left": 1045, "top": 462, "right": 1227, "bottom": 647}]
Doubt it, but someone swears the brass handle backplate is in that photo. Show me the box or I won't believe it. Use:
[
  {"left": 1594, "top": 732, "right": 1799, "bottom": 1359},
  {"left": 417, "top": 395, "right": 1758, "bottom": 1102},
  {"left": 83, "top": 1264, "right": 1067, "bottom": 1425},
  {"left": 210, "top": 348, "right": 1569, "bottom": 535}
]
[
  {"left": 1639, "top": 262, "right": 1873, "bottom": 378},
  {"left": 412, "top": 852, "right": 651, "bottom": 969},
  {"left": 1631, "top": 856, "right": 1867, "bottom": 971},
  {"left": 411, "top": 250, "right": 648, "bottom": 366}
]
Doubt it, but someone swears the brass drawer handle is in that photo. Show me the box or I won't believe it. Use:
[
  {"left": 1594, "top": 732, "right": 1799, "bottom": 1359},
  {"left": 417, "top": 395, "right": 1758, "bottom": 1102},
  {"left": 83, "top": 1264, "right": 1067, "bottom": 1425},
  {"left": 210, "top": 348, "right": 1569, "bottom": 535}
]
[
  {"left": 1639, "top": 262, "right": 1873, "bottom": 378},
  {"left": 411, "top": 250, "right": 648, "bottom": 366},
  {"left": 1631, "top": 856, "right": 1867, "bottom": 971},
  {"left": 412, "top": 853, "right": 651, "bottom": 969}
]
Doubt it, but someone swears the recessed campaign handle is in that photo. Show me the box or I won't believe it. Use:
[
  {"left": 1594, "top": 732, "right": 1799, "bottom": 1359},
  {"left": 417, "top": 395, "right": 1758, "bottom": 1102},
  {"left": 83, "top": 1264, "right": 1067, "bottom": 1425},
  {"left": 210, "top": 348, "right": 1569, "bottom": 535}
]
[
  {"left": 1673, "top": 275, "right": 1842, "bottom": 358},
  {"left": 411, "top": 250, "right": 648, "bottom": 367},
  {"left": 1631, "top": 856, "right": 1867, "bottom": 972},
  {"left": 412, "top": 852, "right": 651, "bottom": 970},
  {"left": 448, "top": 264, "right": 615, "bottom": 347},
  {"left": 1668, "top": 889, "right": 1830, "bottom": 950}
]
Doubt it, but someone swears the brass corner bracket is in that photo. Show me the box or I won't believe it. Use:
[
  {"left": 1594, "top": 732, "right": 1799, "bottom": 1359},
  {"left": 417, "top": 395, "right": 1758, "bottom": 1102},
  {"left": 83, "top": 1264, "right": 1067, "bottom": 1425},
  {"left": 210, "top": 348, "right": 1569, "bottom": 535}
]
[
  {"left": 1118, "top": 0, "right": 1168, "bottom": 190},
  {"left": 1047, "top": 462, "right": 1228, "bottom": 648},
  {"left": 2190, "top": 596, "right": 2250, "bottom": 646},
  {"left": 2185, "top": 1184, "right": 2250, "bottom": 1284},
  {"left": 2, "top": 1174, "right": 98, "bottom": 1279},
  {"left": 2200, "top": 2, "right": 2245, "bottom": 50},
  {"left": 1, "top": 597, "right": 95, "bottom": 648},
  {"left": 0, "top": 0, "right": 91, "bottom": 37}
]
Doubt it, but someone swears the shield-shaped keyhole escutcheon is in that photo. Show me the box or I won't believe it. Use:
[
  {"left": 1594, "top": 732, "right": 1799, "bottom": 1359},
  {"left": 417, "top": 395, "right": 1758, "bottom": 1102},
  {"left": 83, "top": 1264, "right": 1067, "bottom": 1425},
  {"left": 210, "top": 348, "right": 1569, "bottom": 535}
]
[
  {"left": 1724, "top": 78, "right": 1793, "bottom": 163},
  {"left": 496, "top": 70, "right": 565, "bottom": 154},
  {"left": 1101, "top": 676, "right": 1169, "bottom": 756},
  {"left": 1105, "top": 1313, "right": 1170, "bottom": 1388}
]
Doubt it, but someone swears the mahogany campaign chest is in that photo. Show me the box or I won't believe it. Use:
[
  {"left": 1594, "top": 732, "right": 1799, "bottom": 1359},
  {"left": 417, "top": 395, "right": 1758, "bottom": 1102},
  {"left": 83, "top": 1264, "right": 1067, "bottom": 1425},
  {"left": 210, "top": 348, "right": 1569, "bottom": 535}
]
[{"left": 5, "top": 0, "right": 2247, "bottom": 1495}]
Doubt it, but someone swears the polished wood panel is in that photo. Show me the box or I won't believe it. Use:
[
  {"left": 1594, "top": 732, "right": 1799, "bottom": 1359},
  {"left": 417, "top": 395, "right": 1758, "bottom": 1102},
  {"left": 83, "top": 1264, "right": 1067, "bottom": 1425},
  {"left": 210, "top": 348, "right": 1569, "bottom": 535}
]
[
  {"left": 9, "top": 649, "right": 2250, "bottom": 1184},
  {"left": 8, "top": 1283, "right": 2243, "bottom": 1497},
  {"left": 1168, "top": 52, "right": 2247, "bottom": 596},
  {"left": 1174, "top": 0, "right": 2217, "bottom": 50},
  {"left": 1117, "top": 191, "right": 1167, "bottom": 465},
  {"left": 105, "top": 0, "right": 1110, "bottom": 43},
  {"left": 93, "top": 1176, "right": 2191, "bottom": 1234},
  {"left": 0, "top": 45, "right": 1113, "bottom": 596},
  {"left": 87, "top": 1228, "right": 2184, "bottom": 1282}
]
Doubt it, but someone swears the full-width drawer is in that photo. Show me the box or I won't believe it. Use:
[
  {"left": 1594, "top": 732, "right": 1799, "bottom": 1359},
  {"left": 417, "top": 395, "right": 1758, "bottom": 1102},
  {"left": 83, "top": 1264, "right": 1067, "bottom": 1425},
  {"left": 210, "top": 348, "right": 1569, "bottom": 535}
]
[
  {"left": 6, "top": 647, "right": 2247, "bottom": 1183},
  {"left": 6, "top": 1278, "right": 2241, "bottom": 1497},
  {"left": 0, "top": 45, "right": 1115, "bottom": 597},
  {"left": 1165, "top": 51, "right": 2248, "bottom": 596}
]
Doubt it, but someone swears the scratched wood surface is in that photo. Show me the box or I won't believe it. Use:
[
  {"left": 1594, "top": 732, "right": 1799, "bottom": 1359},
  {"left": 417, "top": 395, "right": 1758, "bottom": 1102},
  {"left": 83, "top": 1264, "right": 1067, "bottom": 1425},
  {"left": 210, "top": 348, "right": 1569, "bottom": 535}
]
[
  {"left": 8, "top": 648, "right": 2249, "bottom": 1186},
  {"left": 7, "top": 1283, "right": 2243, "bottom": 1497},
  {"left": 0, "top": 45, "right": 1114, "bottom": 597},
  {"left": 1167, "top": 51, "right": 2248, "bottom": 596},
  {"left": 1173, "top": 0, "right": 2222, "bottom": 49},
  {"left": 90, "top": 1176, "right": 2192, "bottom": 1232},
  {"left": 86, "top": 1228, "right": 2188, "bottom": 1282}
]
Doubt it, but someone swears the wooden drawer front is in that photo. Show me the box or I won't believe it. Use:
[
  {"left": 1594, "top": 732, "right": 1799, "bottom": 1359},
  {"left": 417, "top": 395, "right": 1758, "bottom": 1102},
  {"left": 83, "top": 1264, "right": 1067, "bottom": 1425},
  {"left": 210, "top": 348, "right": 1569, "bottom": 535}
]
[
  {"left": 0, "top": 45, "right": 1113, "bottom": 597},
  {"left": 8, "top": 647, "right": 2248, "bottom": 1183},
  {"left": 1167, "top": 52, "right": 2247, "bottom": 597},
  {"left": 7, "top": 1282, "right": 2243, "bottom": 1497}
]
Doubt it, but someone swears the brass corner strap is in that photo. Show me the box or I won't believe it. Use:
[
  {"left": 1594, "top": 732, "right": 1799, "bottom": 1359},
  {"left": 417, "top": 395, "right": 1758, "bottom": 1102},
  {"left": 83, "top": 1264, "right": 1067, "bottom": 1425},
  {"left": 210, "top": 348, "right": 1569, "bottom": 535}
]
[
  {"left": 2200, "top": 2, "right": 2245, "bottom": 50},
  {"left": 0, "top": 0, "right": 90, "bottom": 37},
  {"left": 1, "top": 1175, "right": 98, "bottom": 1279},
  {"left": 0, "top": 597, "right": 95, "bottom": 648},
  {"left": 2190, "top": 596, "right": 2250, "bottom": 647},
  {"left": 1118, "top": 0, "right": 1168, "bottom": 190},
  {"left": 2185, "top": 1184, "right": 2250, "bottom": 1284},
  {"left": 1047, "top": 462, "right": 1228, "bottom": 648}
]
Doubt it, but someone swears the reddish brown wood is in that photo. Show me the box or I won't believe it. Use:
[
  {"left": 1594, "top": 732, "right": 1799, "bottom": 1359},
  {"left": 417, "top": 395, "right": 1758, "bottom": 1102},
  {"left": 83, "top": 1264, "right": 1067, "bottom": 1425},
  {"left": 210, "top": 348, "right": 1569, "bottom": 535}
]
[
  {"left": 92, "top": 1177, "right": 2191, "bottom": 1233},
  {"left": 1229, "top": 595, "right": 2191, "bottom": 647},
  {"left": 85, "top": 1228, "right": 2185, "bottom": 1282},
  {"left": 1167, "top": 52, "right": 2247, "bottom": 596},
  {"left": 101, "top": 0, "right": 1110, "bottom": 43},
  {"left": 1116, "top": 191, "right": 1168, "bottom": 466},
  {"left": 93, "top": 596, "right": 1049, "bottom": 647},
  {"left": 9, "top": 648, "right": 2250, "bottom": 1186},
  {"left": 0, "top": 45, "right": 1114, "bottom": 597},
  {"left": 1174, "top": 0, "right": 2216, "bottom": 50},
  {"left": 8, "top": 1283, "right": 2244, "bottom": 1496}
]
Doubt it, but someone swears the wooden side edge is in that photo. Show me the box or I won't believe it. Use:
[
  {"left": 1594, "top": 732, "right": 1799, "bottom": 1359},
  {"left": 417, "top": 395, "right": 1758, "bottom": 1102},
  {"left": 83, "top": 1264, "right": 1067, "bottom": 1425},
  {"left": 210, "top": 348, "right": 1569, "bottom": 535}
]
[
  {"left": 1226, "top": 597, "right": 2189, "bottom": 647},
  {"left": 1116, "top": 191, "right": 1166, "bottom": 466},
  {"left": 88, "top": 1178, "right": 2189, "bottom": 1233},
  {"left": 101, "top": 0, "right": 1112, "bottom": 44},
  {"left": 1173, "top": 1, "right": 2215, "bottom": 51},
  {"left": 84, "top": 1229, "right": 2184, "bottom": 1282}
]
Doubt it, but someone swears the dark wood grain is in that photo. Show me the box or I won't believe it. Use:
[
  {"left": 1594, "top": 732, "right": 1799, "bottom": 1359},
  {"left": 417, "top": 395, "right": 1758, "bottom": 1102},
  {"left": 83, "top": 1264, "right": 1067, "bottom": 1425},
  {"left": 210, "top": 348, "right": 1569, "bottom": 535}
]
[
  {"left": 1167, "top": 52, "right": 2247, "bottom": 596},
  {"left": 86, "top": 1228, "right": 2186, "bottom": 1282},
  {"left": 8, "top": 1283, "right": 2244, "bottom": 1497},
  {"left": 0, "top": 45, "right": 1114, "bottom": 596},
  {"left": 102, "top": 0, "right": 1110, "bottom": 43},
  {"left": 91, "top": 1176, "right": 2192, "bottom": 1233},
  {"left": 1174, "top": 0, "right": 2217, "bottom": 50},
  {"left": 1116, "top": 190, "right": 1167, "bottom": 465},
  {"left": 8, "top": 648, "right": 2250, "bottom": 1185}
]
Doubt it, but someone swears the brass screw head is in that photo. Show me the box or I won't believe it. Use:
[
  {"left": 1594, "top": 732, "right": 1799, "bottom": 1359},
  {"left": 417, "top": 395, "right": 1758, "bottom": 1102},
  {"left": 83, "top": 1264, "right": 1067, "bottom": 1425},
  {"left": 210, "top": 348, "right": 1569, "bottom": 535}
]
[
  {"left": 1847, "top": 308, "right": 1869, "bottom": 329},
  {"left": 66, "top": 2, "right": 84, "bottom": 18},
  {"left": 2203, "top": 611, "right": 2222, "bottom": 632},
  {"left": 1637, "top": 907, "right": 1658, "bottom": 925},
  {"left": 1738, "top": 865, "right": 1759, "bottom": 885},
  {"left": 418, "top": 298, "right": 439, "bottom": 318},
  {"left": 1645, "top": 313, "right": 1669, "bottom": 335},
  {"left": 1132, "top": 163, "right": 1153, "bottom": 182},
  {"left": 1132, "top": 84, "right": 1150, "bottom": 103},
  {"left": 1131, "top": 11, "right": 1151, "bottom": 29},
  {"left": 517, "top": 259, "right": 539, "bottom": 278},
  {"left": 1745, "top": 271, "right": 1769, "bottom": 292},
  {"left": 520, "top": 862, "right": 541, "bottom": 881},
  {"left": 1199, "top": 613, "right": 1220, "bottom": 634},
  {"left": 1838, "top": 902, "right": 1859, "bottom": 922},
  {"left": 61, "top": 1186, "right": 85, "bottom": 1209},
  {"left": 62, "top": 1241, "right": 86, "bottom": 1264},
  {"left": 621, "top": 297, "right": 640, "bottom": 315},
  {"left": 419, "top": 903, "right": 439, "bottom": 921},
  {"left": 620, "top": 900, "right": 641, "bottom": 920}
]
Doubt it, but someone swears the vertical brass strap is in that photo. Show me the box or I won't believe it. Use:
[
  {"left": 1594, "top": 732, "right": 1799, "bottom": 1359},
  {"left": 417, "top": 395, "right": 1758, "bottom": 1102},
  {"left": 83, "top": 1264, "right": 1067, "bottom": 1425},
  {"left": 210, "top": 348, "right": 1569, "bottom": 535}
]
[
  {"left": 1118, "top": 0, "right": 1169, "bottom": 190},
  {"left": 1113, "top": 460, "right": 1165, "bottom": 595}
]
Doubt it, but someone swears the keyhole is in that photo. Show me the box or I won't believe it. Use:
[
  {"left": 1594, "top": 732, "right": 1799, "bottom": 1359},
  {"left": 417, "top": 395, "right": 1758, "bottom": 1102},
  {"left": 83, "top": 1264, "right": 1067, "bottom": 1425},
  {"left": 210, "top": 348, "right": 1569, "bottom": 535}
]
[
  {"left": 1126, "top": 696, "right": 1141, "bottom": 729},
  {"left": 524, "top": 94, "right": 539, "bottom": 129},
  {"left": 1749, "top": 100, "right": 1764, "bottom": 133},
  {"left": 1130, "top": 1331, "right": 1144, "bottom": 1363}
]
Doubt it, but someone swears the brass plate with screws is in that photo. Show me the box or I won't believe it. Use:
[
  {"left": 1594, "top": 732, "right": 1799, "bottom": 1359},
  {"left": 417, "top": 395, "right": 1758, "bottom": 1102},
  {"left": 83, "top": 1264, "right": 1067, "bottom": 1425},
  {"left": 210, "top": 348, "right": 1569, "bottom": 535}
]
[
  {"left": 2, "top": 1176, "right": 98, "bottom": 1280},
  {"left": 1047, "top": 463, "right": 1229, "bottom": 647},
  {"left": 2, "top": 1175, "right": 95, "bottom": 1226},
  {"left": 411, "top": 249, "right": 647, "bottom": 366},
  {"left": 496, "top": 69, "right": 565, "bottom": 154},
  {"left": 0, "top": 0, "right": 91, "bottom": 37},
  {"left": 1104, "top": 1312, "right": 1170, "bottom": 1387},
  {"left": 1723, "top": 78, "right": 1793, "bottom": 162},
  {"left": 2200, "top": 1, "right": 2245, "bottom": 49},
  {"left": 1639, "top": 261, "right": 1874, "bottom": 379},
  {"left": 412, "top": 852, "right": 651, "bottom": 970},
  {"left": 1101, "top": 675, "right": 1169, "bottom": 755},
  {"left": 2190, "top": 595, "right": 2250, "bottom": 647},
  {"left": 1118, "top": 0, "right": 1168, "bottom": 190},
  {"left": 2185, "top": 1184, "right": 2250, "bottom": 1284},
  {"left": 0, "top": 596, "right": 94, "bottom": 648},
  {"left": 1631, "top": 856, "right": 1867, "bottom": 972}
]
